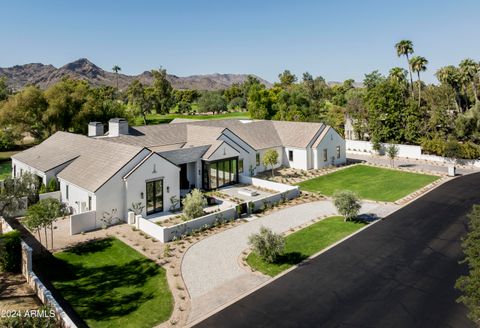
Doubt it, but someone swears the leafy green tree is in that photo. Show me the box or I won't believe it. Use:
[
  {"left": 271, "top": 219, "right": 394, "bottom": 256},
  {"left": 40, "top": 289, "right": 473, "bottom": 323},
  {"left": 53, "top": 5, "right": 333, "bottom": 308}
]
[
  {"left": 410, "top": 56, "right": 428, "bottom": 106},
  {"left": 248, "top": 226, "right": 285, "bottom": 263},
  {"left": 262, "top": 149, "right": 279, "bottom": 177},
  {"left": 436, "top": 65, "right": 463, "bottom": 112},
  {"left": 395, "top": 40, "right": 415, "bottom": 93},
  {"left": 197, "top": 92, "right": 227, "bottom": 114},
  {"left": 127, "top": 80, "right": 153, "bottom": 125},
  {"left": 363, "top": 70, "right": 385, "bottom": 90},
  {"left": 228, "top": 97, "right": 246, "bottom": 110},
  {"left": 247, "top": 84, "right": 275, "bottom": 119},
  {"left": 0, "top": 77, "right": 9, "bottom": 101},
  {"left": 151, "top": 68, "right": 174, "bottom": 114},
  {"left": 333, "top": 190, "right": 361, "bottom": 222},
  {"left": 388, "top": 67, "right": 408, "bottom": 85},
  {"left": 182, "top": 189, "right": 207, "bottom": 220},
  {"left": 0, "top": 230, "right": 21, "bottom": 273},
  {"left": 455, "top": 205, "right": 480, "bottom": 325},
  {"left": 177, "top": 101, "right": 192, "bottom": 114},
  {"left": 223, "top": 83, "right": 243, "bottom": 102},
  {"left": 0, "top": 172, "right": 40, "bottom": 219},
  {"left": 278, "top": 70, "right": 297, "bottom": 89},
  {"left": 112, "top": 65, "right": 122, "bottom": 90},
  {"left": 459, "top": 59, "right": 479, "bottom": 105}
]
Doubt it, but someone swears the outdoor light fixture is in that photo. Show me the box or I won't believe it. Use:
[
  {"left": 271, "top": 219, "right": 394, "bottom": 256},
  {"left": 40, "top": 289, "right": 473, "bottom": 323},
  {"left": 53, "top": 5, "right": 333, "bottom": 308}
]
[
  {"left": 140, "top": 192, "right": 144, "bottom": 199},
  {"left": 153, "top": 164, "right": 157, "bottom": 173},
  {"left": 167, "top": 186, "right": 170, "bottom": 193}
]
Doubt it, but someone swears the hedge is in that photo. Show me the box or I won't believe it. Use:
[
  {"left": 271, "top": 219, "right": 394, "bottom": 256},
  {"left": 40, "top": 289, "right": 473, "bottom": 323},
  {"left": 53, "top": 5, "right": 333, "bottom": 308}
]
[{"left": 0, "top": 230, "right": 21, "bottom": 272}]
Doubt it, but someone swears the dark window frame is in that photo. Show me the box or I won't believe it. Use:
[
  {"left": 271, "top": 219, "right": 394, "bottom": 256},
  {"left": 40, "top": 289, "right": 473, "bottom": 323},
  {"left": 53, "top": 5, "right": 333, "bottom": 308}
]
[
  {"left": 323, "top": 149, "right": 328, "bottom": 162},
  {"left": 288, "top": 150, "right": 294, "bottom": 161}
]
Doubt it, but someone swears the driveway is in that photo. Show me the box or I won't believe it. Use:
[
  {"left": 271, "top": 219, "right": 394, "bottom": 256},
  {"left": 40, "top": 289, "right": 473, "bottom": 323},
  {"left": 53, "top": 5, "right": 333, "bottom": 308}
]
[
  {"left": 194, "top": 173, "right": 479, "bottom": 328},
  {"left": 182, "top": 200, "right": 399, "bottom": 323}
]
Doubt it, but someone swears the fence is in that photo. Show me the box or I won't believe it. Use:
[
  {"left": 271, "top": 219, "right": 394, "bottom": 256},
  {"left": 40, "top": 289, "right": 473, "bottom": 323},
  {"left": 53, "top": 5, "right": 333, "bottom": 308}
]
[
  {"left": 1, "top": 217, "right": 77, "bottom": 328},
  {"left": 239, "top": 175, "right": 300, "bottom": 199},
  {"left": 346, "top": 140, "right": 480, "bottom": 167},
  {"left": 70, "top": 210, "right": 97, "bottom": 235}
]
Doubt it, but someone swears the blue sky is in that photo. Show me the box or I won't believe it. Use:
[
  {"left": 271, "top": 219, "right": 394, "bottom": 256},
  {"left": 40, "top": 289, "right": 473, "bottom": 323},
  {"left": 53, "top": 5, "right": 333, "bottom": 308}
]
[{"left": 1, "top": 0, "right": 479, "bottom": 83}]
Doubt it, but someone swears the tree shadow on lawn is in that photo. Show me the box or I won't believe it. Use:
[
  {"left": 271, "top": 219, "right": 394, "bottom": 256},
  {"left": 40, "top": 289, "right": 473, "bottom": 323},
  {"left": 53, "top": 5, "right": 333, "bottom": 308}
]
[
  {"left": 38, "top": 243, "right": 162, "bottom": 322},
  {"left": 274, "top": 252, "right": 309, "bottom": 266},
  {"left": 62, "top": 238, "right": 114, "bottom": 255}
]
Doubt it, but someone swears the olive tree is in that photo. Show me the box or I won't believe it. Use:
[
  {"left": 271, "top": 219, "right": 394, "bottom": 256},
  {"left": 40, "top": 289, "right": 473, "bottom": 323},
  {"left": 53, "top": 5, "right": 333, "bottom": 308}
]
[
  {"left": 248, "top": 226, "right": 285, "bottom": 263},
  {"left": 182, "top": 189, "right": 207, "bottom": 221},
  {"left": 0, "top": 172, "right": 40, "bottom": 219},
  {"left": 262, "top": 149, "right": 279, "bottom": 177},
  {"left": 386, "top": 143, "right": 399, "bottom": 167},
  {"left": 333, "top": 190, "right": 361, "bottom": 222}
]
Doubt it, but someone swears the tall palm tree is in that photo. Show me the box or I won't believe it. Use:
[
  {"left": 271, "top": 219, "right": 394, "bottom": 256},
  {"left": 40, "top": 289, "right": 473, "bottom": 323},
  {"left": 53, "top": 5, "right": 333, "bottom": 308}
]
[
  {"left": 410, "top": 56, "right": 428, "bottom": 106},
  {"left": 395, "top": 40, "right": 414, "bottom": 94},
  {"left": 436, "top": 65, "right": 462, "bottom": 112},
  {"left": 112, "top": 65, "right": 121, "bottom": 90},
  {"left": 388, "top": 67, "right": 408, "bottom": 85},
  {"left": 459, "top": 58, "right": 479, "bottom": 104}
]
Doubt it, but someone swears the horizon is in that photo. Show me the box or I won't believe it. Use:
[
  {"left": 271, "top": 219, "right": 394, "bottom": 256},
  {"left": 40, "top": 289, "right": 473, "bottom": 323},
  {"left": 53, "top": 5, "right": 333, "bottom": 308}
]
[{"left": 1, "top": 0, "right": 480, "bottom": 84}]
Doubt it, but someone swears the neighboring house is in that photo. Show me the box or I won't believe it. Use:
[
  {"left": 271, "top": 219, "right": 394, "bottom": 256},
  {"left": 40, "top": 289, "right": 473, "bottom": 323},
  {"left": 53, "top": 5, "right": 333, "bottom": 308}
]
[{"left": 11, "top": 118, "right": 345, "bottom": 224}]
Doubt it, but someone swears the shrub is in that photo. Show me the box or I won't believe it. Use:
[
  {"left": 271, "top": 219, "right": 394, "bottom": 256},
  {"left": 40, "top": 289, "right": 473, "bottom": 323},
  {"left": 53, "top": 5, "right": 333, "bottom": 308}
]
[
  {"left": 47, "top": 178, "right": 57, "bottom": 192},
  {"left": 0, "top": 230, "right": 21, "bottom": 272},
  {"left": 182, "top": 189, "right": 207, "bottom": 220},
  {"left": 333, "top": 190, "right": 361, "bottom": 221},
  {"left": 248, "top": 226, "right": 285, "bottom": 263}
]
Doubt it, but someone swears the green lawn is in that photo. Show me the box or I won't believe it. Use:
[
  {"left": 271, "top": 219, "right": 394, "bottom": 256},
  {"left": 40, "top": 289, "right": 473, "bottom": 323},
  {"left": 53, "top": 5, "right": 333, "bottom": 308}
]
[
  {"left": 132, "top": 111, "right": 250, "bottom": 125},
  {"left": 297, "top": 165, "right": 439, "bottom": 202},
  {"left": 247, "top": 216, "right": 366, "bottom": 276},
  {"left": 0, "top": 162, "right": 11, "bottom": 180},
  {"left": 41, "top": 238, "right": 173, "bottom": 328}
]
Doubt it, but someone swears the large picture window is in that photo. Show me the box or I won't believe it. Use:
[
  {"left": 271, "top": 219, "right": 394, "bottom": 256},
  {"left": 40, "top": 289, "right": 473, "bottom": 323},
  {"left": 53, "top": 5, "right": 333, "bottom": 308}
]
[{"left": 203, "top": 157, "right": 239, "bottom": 190}]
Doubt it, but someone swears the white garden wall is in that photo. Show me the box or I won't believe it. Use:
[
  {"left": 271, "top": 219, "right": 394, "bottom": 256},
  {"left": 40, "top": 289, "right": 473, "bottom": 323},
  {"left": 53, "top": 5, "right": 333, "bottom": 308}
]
[
  {"left": 239, "top": 175, "right": 300, "bottom": 198},
  {"left": 70, "top": 210, "right": 97, "bottom": 235},
  {"left": 39, "top": 191, "right": 61, "bottom": 201},
  {"left": 136, "top": 216, "right": 166, "bottom": 242}
]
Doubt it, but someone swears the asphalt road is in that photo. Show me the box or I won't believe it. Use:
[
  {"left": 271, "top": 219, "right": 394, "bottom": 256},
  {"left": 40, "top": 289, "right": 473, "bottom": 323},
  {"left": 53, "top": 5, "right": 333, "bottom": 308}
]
[{"left": 195, "top": 173, "right": 479, "bottom": 328}]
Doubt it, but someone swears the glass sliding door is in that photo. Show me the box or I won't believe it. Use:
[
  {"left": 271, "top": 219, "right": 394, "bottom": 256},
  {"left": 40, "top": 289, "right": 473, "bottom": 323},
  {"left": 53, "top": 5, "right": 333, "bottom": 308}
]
[
  {"left": 146, "top": 179, "right": 163, "bottom": 215},
  {"left": 202, "top": 157, "right": 239, "bottom": 190}
]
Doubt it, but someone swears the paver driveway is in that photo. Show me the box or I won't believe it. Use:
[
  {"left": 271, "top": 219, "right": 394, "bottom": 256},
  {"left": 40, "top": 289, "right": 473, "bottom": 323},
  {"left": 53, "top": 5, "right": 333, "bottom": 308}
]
[{"left": 182, "top": 200, "right": 399, "bottom": 322}]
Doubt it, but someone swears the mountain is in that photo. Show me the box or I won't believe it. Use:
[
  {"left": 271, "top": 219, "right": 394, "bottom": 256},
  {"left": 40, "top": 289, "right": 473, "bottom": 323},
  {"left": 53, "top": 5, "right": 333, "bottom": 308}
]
[{"left": 0, "top": 58, "right": 272, "bottom": 91}]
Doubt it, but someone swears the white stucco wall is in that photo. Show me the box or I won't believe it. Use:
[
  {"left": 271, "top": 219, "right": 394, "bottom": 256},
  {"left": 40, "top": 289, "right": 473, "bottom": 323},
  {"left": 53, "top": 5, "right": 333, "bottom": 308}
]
[
  {"left": 282, "top": 147, "right": 308, "bottom": 170},
  {"left": 124, "top": 153, "right": 180, "bottom": 217},
  {"left": 255, "top": 147, "right": 284, "bottom": 174},
  {"left": 315, "top": 129, "right": 346, "bottom": 168},
  {"left": 11, "top": 158, "right": 74, "bottom": 185},
  {"left": 207, "top": 142, "right": 240, "bottom": 161},
  {"left": 58, "top": 179, "right": 96, "bottom": 215}
]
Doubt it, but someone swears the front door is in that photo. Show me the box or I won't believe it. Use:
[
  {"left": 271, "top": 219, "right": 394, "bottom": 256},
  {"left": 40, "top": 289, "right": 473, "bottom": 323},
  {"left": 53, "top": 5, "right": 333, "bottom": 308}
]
[{"left": 146, "top": 179, "right": 163, "bottom": 215}]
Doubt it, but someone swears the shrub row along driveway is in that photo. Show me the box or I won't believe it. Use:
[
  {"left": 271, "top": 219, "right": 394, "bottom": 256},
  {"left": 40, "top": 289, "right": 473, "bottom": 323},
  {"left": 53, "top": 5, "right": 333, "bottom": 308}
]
[{"left": 182, "top": 200, "right": 399, "bottom": 323}]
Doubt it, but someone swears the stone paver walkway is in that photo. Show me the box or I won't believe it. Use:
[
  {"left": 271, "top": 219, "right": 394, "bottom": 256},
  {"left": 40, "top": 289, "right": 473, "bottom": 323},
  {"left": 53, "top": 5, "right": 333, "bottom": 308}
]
[{"left": 182, "top": 200, "right": 400, "bottom": 323}]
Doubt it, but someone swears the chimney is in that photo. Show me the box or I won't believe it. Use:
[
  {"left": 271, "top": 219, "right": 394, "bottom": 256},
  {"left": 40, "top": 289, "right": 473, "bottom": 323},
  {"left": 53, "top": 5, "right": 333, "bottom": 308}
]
[
  {"left": 88, "top": 122, "right": 104, "bottom": 137},
  {"left": 108, "top": 118, "right": 129, "bottom": 137}
]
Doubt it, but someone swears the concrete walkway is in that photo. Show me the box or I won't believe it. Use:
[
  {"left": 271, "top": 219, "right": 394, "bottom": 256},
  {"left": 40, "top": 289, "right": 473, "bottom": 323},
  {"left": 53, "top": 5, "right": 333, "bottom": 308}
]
[{"left": 182, "top": 200, "right": 400, "bottom": 323}]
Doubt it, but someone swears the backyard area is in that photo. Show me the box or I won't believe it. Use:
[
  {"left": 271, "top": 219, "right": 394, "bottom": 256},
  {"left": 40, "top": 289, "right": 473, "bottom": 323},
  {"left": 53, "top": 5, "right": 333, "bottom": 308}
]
[
  {"left": 297, "top": 165, "right": 440, "bottom": 202},
  {"left": 37, "top": 237, "right": 173, "bottom": 328},
  {"left": 246, "top": 216, "right": 367, "bottom": 277}
]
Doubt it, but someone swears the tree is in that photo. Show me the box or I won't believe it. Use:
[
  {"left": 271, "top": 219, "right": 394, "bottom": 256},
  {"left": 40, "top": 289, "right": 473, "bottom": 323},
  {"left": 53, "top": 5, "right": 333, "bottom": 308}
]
[
  {"left": 151, "top": 68, "right": 174, "bottom": 114},
  {"left": 112, "top": 65, "right": 122, "bottom": 90},
  {"left": 388, "top": 67, "right": 408, "bottom": 85},
  {"left": 262, "top": 149, "right": 279, "bottom": 177},
  {"left": 0, "top": 77, "right": 9, "bottom": 101},
  {"left": 459, "top": 59, "right": 480, "bottom": 105},
  {"left": 0, "top": 172, "right": 40, "bottom": 219},
  {"left": 197, "top": 92, "right": 227, "bottom": 114},
  {"left": 333, "top": 190, "right": 361, "bottom": 222},
  {"left": 182, "top": 189, "right": 206, "bottom": 221},
  {"left": 127, "top": 80, "right": 152, "bottom": 125},
  {"left": 386, "top": 143, "right": 399, "bottom": 167},
  {"left": 278, "top": 70, "right": 297, "bottom": 89},
  {"left": 248, "top": 226, "right": 285, "bottom": 263},
  {"left": 363, "top": 70, "right": 385, "bottom": 90},
  {"left": 24, "top": 198, "right": 66, "bottom": 250},
  {"left": 436, "top": 66, "right": 463, "bottom": 112},
  {"left": 395, "top": 40, "right": 415, "bottom": 94},
  {"left": 455, "top": 205, "right": 480, "bottom": 324},
  {"left": 410, "top": 56, "right": 428, "bottom": 106}
]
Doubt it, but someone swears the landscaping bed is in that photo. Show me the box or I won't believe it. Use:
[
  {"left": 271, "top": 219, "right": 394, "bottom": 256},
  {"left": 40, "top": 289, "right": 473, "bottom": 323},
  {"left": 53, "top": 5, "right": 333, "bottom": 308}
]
[
  {"left": 296, "top": 164, "right": 439, "bottom": 202},
  {"left": 38, "top": 237, "right": 173, "bottom": 328},
  {"left": 246, "top": 216, "right": 367, "bottom": 277}
]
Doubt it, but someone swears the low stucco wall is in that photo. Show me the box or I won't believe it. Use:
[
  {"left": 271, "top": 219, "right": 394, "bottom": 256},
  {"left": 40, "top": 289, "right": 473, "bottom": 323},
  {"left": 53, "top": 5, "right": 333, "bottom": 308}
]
[
  {"left": 70, "top": 210, "right": 97, "bottom": 235},
  {"left": 239, "top": 175, "right": 300, "bottom": 198},
  {"left": 137, "top": 216, "right": 166, "bottom": 242},
  {"left": 39, "top": 191, "right": 61, "bottom": 201}
]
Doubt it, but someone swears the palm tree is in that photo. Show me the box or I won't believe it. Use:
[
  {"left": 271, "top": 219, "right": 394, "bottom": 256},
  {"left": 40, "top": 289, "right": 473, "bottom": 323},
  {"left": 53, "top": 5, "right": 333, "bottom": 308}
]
[
  {"left": 436, "top": 65, "right": 463, "bottom": 112},
  {"left": 395, "top": 40, "right": 415, "bottom": 94},
  {"left": 410, "top": 56, "right": 428, "bottom": 106},
  {"left": 459, "top": 58, "right": 479, "bottom": 105},
  {"left": 388, "top": 67, "right": 408, "bottom": 85},
  {"left": 112, "top": 65, "right": 121, "bottom": 90}
]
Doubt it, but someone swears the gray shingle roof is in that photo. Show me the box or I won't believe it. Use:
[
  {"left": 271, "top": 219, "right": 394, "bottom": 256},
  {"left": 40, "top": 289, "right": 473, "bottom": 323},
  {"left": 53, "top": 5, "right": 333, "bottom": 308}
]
[
  {"left": 13, "top": 131, "right": 144, "bottom": 192},
  {"left": 160, "top": 145, "right": 210, "bottom": 165}
]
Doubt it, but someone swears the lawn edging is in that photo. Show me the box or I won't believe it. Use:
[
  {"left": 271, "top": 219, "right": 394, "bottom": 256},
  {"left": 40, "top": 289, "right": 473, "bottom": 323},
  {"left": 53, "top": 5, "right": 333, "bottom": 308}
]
[{"left": 186, "top": 213, "right": 385, "bottom": 328}]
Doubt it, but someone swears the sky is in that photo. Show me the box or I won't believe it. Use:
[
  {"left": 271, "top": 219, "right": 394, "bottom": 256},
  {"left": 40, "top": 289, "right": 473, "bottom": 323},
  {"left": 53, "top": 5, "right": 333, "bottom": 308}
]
[{"left": 1, "top": 0, "right": 479, "bottom": 84}]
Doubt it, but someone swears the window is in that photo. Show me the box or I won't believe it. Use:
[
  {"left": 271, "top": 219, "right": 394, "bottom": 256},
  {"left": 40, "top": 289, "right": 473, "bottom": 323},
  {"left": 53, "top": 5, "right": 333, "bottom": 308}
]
[
  {"left": 66, "top": 185, "right": 69, "bottom": 200},
  {"left": 256, "top": 153, "right": 260, "bottom": 166},
  {"left": 288, "top": 150, "right": 294, "bottom": 161},
  {"left": 336, "top": 146, "right": 341, "bottom": 159},
  {"left": 323, "top": 149, "right": 328, "bottom": 162},
  {"left": 13, "top": 165, "right": 16, "bottom": 177},
  {"left": 239, "top": 159, "right": 244, "bottom": 173},
  {"left": 88, "top": 196, "right": 92, "bottom": 211}
]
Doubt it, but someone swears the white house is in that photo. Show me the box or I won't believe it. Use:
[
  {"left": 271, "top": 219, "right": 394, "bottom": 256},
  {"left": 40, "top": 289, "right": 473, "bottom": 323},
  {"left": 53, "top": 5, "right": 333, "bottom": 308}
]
[{"left": 11, "top": 118, "right": 345, "bottom": 229}]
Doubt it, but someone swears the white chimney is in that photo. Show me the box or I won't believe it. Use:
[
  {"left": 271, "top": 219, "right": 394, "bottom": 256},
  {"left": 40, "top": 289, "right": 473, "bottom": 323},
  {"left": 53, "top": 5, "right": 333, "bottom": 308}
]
[
  {"left": 108, "top": 118, "right": 129, "bottom": 137},
  {"left": 88, "top": 122, "right": 104, "bottom": 137}
]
